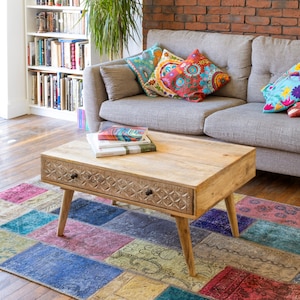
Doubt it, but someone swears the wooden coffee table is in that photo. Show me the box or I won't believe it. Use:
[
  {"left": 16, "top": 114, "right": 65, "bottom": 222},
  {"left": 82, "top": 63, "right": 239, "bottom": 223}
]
[{"left": 41, "top": 131, "right": 256, "bottom": 276}]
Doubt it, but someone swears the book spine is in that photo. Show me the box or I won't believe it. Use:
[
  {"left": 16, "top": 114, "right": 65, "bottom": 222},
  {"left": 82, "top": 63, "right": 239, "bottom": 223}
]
[{"left": 124, "top": 143, "right": 157, "bottom": 154}]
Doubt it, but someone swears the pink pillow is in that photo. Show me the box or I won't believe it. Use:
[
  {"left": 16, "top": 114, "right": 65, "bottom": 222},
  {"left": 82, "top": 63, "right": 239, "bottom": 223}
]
[
  {"left": 287, "top": 102, "right": 300, "bottom": 117},
  {"left": 161, "top": 49, "right": 230, "bottom": 102}
]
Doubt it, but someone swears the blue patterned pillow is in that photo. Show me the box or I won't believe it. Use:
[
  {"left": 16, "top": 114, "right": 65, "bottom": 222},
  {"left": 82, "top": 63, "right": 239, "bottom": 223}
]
[
  {"left": 262, "top": 63, "right": 300, "bottom": 113},
  {"left": 126, "top": 44, "right": 163, "bottom": 97}
]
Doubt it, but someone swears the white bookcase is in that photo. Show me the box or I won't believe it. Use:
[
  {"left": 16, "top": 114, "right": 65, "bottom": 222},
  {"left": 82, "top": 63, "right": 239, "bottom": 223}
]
[{"left": 25, "top": 0, "right": 100, "bottom": 121}]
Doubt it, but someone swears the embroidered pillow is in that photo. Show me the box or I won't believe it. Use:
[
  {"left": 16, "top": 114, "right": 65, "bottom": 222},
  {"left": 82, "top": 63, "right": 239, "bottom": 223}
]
[
  {"left": 262, "top": 63, "right": 300, "bottom": 113},
  {"left": 100, "top": 64, "right": 143, "bottom": 101},
  {"left": 161, "top": 49, "right": 230, "bottom": 102},
  {"left": 125, "top": 44, "right": 163, "bottom": 97},
  {"left": 287, "top": 102, "right": 300, "bottom": 117},
  {"left": 144, "top": 49, "right": 184, "bottom": 98}
]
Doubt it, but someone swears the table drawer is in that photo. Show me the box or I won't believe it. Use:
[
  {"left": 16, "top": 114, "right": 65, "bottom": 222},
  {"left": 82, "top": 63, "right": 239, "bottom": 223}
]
[{"left": 41, "top": 157, "right": 194, "bottom": 215}]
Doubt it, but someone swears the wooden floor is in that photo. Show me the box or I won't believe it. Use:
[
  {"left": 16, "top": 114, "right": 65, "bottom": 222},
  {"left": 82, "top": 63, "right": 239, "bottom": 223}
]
[{"left": 0, "top": 114, "right": 300, "bottom": 299}]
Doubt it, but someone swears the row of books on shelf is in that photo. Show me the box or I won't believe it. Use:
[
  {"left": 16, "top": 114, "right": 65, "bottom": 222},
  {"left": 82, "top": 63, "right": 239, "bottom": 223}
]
[
  {"left": 87, "top": 126, "right": 157, "bottom": 158},
  {"left": 28, "top": 37, "right": 90, "bottom": 70},
  {"left": 31, "top": 72, "right": 83, "bottom": 111},
  {"left": 36, "top": 0, "right": 82, "bottom": 8},
  {"left": 35, "top": 11, "right": 86, "bottom": 35}
]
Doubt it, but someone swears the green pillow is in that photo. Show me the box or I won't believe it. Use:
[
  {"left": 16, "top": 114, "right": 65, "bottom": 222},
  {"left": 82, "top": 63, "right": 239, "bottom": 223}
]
[
  {"left": 262, "top": 62, "right": 300, "bottom": 113},
  {"left": 126, "top": 44, "right": 163, "bottom": 97}
]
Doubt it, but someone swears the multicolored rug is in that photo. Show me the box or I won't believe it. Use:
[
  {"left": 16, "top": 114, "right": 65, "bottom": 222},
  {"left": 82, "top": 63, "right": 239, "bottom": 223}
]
[{"left": 0, "top": 178, "right": 299, "bottom": 300}]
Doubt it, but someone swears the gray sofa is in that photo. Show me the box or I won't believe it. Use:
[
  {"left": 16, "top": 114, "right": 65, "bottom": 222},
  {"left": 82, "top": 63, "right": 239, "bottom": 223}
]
[{"left": 83, "top": 29, "right": 300, "bottom": 177}]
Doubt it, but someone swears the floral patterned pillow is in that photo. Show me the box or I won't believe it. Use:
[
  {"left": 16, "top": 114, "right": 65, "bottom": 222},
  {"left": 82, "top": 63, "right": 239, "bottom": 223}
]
[
  {"left": 262, "top": 63, "right": 300, "bottom": 113},
  {"left": 126, "top": 44, "right": 163, "bottom": 97},
  {"left": 287, "top": 102, "right": 300, "bottom": 117},
  {"left": 145, "top": 49, "right": 184, "bottom": 98},
  {"left": 161, "top": 49, "right": 230, "bottom": 102}
]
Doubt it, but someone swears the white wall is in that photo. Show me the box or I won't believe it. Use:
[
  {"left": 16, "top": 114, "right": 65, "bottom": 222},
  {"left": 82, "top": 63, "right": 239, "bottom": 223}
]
[
  {"left": 123, "top": 3, "right": 143, "bottom": 58},
  {"left": 0, "top": 0, "right": 27, "bottom": 119}
]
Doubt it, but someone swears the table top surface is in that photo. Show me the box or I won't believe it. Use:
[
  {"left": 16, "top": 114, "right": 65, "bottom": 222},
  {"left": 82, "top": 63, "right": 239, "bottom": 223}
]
[{"left": 41, "top": 131, "right": 256, "bottom": 189}]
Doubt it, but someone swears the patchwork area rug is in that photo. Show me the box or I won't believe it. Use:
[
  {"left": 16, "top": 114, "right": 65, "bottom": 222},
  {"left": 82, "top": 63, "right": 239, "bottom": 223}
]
[{"left": 0, "top": 178, "right": 300, "bottom": 300}]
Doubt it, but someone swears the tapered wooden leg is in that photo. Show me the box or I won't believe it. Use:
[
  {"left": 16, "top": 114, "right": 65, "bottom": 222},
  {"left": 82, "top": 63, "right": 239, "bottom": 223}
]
[
  {"left": 57, "top": 189, "right": 74, "bottom": 236},
  {"left": 175, "top": 216, "right": 196, "bottom": 276},
  {"left": 225, "top": 193, "right": 239, "bottom": 237}
]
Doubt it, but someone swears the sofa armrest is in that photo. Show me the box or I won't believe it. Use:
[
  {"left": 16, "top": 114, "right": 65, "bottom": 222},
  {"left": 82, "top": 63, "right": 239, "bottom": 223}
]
[
  {"left": 83, "top": 58, "right": 130, "bottom": 132},
  {"left": 83, "top": 63, "right": 107, "bottom": 132}
]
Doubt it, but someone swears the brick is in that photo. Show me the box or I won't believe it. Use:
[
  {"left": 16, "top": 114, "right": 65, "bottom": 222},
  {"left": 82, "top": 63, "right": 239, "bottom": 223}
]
[
  {"left": 175, "top": 14, "right": 196, "bottom": 23},
  {"left": 163, "top": 6, "right": 184, "bottom": 14},
  {"left": 272, "top": 1, "right": 299, "bottom": 9},
  {"left": 208, "top": 7, "right": 231, "bottom": 14},
  {"left": 230, "top": 7, "right": 255, "bottom": 15},
  {"left": 142, "top": 0, "right": 153, "bottom": 5},
  {"left": 257, "top": 8, "right": 282, "bottom": 17},
  {"left": 185, "top": 22, "right": 207, "bottom": 31},
  {"left": 162, "top": 21, "right": 185, "bottom": 30},
  {"left": 282, "top": 9, "right": 300, "bottom": 18},
  {"left": 246, "top": 16, "right": 270, "bottom": 25},
  {"left": 256, "top": 25, "right": 282, "bottom": 35},
  {"left": 176, "top": 0, "right": 197, "bottom": 5},
  {"left": 198, "top": 0, "right": 221, "bottom": 5},
  {"left": 143, "top": 6, "right": 162, "bottom": 14},
  {"left": 231, "top": 23, "right": 256, "bottom": 33},
  {"left": 283, "top": 26, "right": 300, "bottom": 36},
  {"left": 197, "top": 14, "right": 220, "bottom": 23},
  {"left": 153, "top": 0, "right": 174, "bottom": 5},
  {"left": 151, "top": 13, "right": 175, "bottom": 21},
  {"left": 184, "top": 6, "right": 206, "bottom": 14},
  {"left": 221, "top": 14, "right": 244, "bottom": 23},
  {"left": 222, "top": 0, "right": 245, "bottom": 6},
  {"left": 207, "top": 23, "right": 231, "bottom": 31},
  {"left": 272, "top": 17, "right": 298, "bottom": 26},
  {"left": 247, "top": 0, "right": 271, "bottom": 8}
]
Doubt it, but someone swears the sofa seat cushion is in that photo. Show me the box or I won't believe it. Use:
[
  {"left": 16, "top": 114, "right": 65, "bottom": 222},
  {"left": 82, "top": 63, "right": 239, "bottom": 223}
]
[
  {"left": 100, "top": 95, "right": 245, "bottom": 135},
  {"left": 204, "top": 103, "right": 300, "bottom": 153}
]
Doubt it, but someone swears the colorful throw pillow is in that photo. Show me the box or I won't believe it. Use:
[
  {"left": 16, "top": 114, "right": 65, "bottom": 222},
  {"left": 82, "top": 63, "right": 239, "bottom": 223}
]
[
  {"left": 287, "top": 102, "right": 300, "bottom": 117},
  {"left": 125, "top": 44, "right": 163, "bottom": 97},
  {"left": 144, "top": 49, "right": 184, "bottom": 98},
  {"left": 161, "top": 49, "right": 230, "bottom": 102},
  {"left": 262, "top": 63, "right": 300, "bottom": 113}
]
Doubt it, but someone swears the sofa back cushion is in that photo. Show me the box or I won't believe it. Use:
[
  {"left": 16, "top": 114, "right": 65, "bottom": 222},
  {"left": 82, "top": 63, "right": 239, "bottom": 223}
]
[
  {"left": 147, "top": 29, "right": 254, "bottom": 101},
  {"left": 248, "top": 36, "right": 300, "bottom": 103}
]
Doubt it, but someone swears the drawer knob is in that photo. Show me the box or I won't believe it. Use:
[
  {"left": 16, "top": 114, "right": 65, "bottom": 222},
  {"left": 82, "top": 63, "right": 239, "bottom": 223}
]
[
  {"left": 145, "top": 189, "right": 153, "bottom": 196},
  {"left": 71, "top": 173, "right": 78, "bottom": 179}
]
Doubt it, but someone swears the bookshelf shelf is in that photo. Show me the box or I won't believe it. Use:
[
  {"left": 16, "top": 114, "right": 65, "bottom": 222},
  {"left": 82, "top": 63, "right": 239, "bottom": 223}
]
[
  {"left": 25, "top": 0, "right": 99, "bottom": 122},
  {"left": 27, "top": 5, "right": 84, "bottom": 11}
]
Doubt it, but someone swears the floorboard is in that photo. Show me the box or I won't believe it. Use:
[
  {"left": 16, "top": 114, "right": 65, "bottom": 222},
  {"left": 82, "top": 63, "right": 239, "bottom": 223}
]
[{"left": 0, "top": 114, "right": 299, "bottom": 298}]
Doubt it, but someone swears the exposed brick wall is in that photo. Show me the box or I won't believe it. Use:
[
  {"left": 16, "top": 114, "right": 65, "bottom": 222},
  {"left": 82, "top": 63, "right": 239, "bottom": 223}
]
[{"left": 142, "top": 0, "right": 300, "bottom": 48}]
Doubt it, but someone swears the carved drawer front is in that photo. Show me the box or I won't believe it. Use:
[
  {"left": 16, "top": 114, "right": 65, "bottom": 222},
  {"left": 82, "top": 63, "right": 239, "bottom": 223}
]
[{"left": 41, "top": 158, "right": 194, "bottom": 214}]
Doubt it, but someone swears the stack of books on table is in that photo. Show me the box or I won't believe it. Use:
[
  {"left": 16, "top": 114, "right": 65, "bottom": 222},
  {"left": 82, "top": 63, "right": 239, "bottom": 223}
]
[{"left": 86, "top": 125, "right": 156, "bottom": 158}]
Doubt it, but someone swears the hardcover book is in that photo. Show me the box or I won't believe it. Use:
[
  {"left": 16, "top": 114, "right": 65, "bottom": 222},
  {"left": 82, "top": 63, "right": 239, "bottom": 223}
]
[
  {"left": 87, "top": 133, "right": 156, "bottom": 158},
  {"left": 97, "top": 135, "right": 152, "bottom": 149},
  {"left": 98, "top": 125, "right": 148, "bottom": 141}
]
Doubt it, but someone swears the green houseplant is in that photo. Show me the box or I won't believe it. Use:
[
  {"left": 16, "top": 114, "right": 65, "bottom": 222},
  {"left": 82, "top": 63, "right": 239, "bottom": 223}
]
[{"left": 82, "top": 0, "right": 142, "bottom": 60}]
